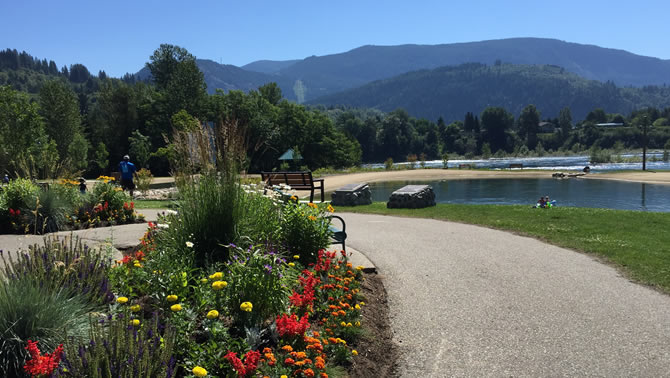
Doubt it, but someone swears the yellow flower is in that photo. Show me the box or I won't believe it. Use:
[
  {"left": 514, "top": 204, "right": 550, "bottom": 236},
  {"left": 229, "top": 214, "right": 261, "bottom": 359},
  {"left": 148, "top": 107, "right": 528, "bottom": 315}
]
[
  {"left": 359, "top": 301, "right": 365, "bottom": 306},
  {"left": 355, "top": 321, "right": 361, "bottom": 327},
  {"left": 240, "top": 302, "right": 253, "bottom": 312},
  {"left": 209, "top": 272, "right": 223, "bottom": 280},
  {"left": 130, "top": 304, "right": 141, "bottom": 312},
  {"left": 308, "top": 215, "right": 317, "bottom": 221},
  {"left": 290, "top": 196, "right": 297, "bottom": 201},
  {"left": 170, "top": 304, "right": 182, "bottom": 312},
  {"left": 288, "top": 262, "right": 295, "bottom": 267},
  {"left": 167, "top": 295, "right": 178, "bottom": 302},
  {"left": 192, "top": 366, "right": 208, "bottom": 377},
  {"left": 340, "top": 321, "right": 346, "bottom": 327},
  {"left": 352, "top": 349, "right": 358, "bottom": 356},
  {"left": 116, "top": 296, "right": 128, "bottom": 304},
  {"left": 355, "top": 304, "right": 361, "bottom": 310},
  {"left": 327, "top": 204, "right": 335, "bottom": 213},
  {"left": 130, "top": 319, "right": 140, "bottom": 326},
  {"left": 206, "top": 310, "right": 219, "bottom": 319},
  {"left": 133, "top": 262, "right": 142, "bottom": 268},
  {"left": 347, "top": 322, "right": 353, "bottom": 327},
  {"left": 293, "top": 255, "right": 300, "bottom": 259},
  {"left": 308, "top": 202, "right": 317, "bottom": 209},
  {"left": 200, "top": 278, "right": 208, "bottom": 283},
  {"left": 281, "top": 375, "right": 288, "bottom": 378},
  {"left": 211, "top": 280, "right": 227, "bottom": 291},
  {"left": 356, "top": 265, "right": 364, "bottom": 271}
]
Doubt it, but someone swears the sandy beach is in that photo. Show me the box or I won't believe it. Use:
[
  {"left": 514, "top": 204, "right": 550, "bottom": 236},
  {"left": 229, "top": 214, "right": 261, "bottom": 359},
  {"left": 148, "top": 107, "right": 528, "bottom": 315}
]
[{"left": 320, "top": 169, "right": 670, "bottom": 193}]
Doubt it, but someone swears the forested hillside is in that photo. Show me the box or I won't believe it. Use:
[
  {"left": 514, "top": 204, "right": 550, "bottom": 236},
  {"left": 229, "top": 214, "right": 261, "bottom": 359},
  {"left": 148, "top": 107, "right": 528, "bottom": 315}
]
[
  {"left": 244, "top": 38, "right": 670, "bottom": 101},
  {"left": 310, "top": 63, "right": 670, "bottom": 121}
]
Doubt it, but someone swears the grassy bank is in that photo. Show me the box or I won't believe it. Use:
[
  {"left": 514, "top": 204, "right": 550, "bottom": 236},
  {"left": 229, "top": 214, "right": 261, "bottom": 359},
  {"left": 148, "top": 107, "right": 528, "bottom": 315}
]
[{"left": 338, "top": 203, "right": 670, "bottom": 293}]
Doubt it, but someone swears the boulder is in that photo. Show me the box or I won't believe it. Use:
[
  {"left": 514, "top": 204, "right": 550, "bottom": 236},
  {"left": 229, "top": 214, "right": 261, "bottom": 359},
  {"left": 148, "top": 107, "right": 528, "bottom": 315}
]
[
  {"left": 387, "top": 185, "right": 436, "bottom": 209},
  {"left": 331, "top": 183, "right": 372, "bottom": 207}
]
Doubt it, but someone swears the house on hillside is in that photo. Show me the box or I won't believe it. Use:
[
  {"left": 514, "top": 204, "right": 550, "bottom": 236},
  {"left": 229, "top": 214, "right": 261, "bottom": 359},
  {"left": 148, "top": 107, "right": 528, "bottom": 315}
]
[{"left": 538, "top": 121, "right": 557, "bottom": 133}]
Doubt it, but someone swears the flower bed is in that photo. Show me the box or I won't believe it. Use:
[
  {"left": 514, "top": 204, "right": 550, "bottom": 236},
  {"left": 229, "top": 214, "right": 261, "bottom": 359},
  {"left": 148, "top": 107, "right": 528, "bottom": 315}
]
[
  {"left": 0, "top": 177, "right": 143, "bottom": 234},
  {"left": 0, "top": 173, "right": 367, "bottom": 377}
]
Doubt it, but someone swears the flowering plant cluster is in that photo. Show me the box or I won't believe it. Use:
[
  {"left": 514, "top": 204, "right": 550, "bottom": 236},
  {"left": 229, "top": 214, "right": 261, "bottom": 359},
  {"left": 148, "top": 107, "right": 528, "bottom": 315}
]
[{"left": 23, "top": 340, "right": 63, "bottom": 377}]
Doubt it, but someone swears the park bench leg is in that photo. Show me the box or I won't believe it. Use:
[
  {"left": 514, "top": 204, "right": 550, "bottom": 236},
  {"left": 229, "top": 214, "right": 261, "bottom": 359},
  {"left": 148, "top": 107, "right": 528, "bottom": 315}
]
[{"left": 310, "top": 190, "right": 314, "bottom": 203}]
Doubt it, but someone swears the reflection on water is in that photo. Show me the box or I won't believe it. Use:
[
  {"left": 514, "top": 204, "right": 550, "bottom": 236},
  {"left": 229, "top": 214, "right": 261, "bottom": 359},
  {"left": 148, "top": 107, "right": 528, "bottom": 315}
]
[{"left": 369, "top": 179, "right": 670, "bottom": 212}]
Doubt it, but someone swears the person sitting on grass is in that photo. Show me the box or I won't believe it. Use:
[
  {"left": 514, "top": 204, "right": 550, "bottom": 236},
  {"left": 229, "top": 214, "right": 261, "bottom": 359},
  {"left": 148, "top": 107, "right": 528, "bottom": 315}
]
[
  {"left": 536, "top": 196, "right": 546, "bottom": 208},
  {"left": 118, "top": 154, "right": 137, "bottom": 197}
]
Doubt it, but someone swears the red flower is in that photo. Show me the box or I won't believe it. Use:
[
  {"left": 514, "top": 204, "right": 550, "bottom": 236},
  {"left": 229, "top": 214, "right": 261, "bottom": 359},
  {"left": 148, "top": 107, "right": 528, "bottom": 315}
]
[
  {"left": 23, "top": 340, "right": 63, "bottom": 377},
  {"left": 276, "top": 313, "right": 310, "bottom": 338},
  {"left": 9, "top": 208, "right": 14, "bottom": 216},
  {"left": 121, "top": 255, "right": 132, "bottom": 265},
  {"left": 224, "top": 350, "right": 261, "bottom": 377},
  {"left": 130, "top": 202, "right": 134, "bottom": 208},
  {"left": 134, "top": 250, "right": 145, "bottom": 261}
]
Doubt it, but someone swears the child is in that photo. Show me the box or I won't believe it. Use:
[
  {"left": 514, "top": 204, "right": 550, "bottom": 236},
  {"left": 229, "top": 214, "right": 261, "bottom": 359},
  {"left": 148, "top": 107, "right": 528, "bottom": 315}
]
[{"left": 79, "top": 178, "right": 87, "bottom": 194}]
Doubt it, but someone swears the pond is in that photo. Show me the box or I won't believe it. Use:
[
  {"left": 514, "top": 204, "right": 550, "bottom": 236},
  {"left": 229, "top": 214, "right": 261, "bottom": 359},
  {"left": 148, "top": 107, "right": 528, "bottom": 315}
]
[{"left": 369, "top": 178, "right": 670, "bottom": 212}]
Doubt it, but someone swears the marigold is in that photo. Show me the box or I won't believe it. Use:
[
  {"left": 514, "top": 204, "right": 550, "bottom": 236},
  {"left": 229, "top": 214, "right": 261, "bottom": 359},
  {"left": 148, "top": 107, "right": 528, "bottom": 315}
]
[
  {"left": 209, "top": 272, "right": 223, "bottom": 280},
  {"left": 116, "top": 296, "right": 128, "bottom": 304},
  {"left": 130, "top": 319, "right": 140, "bottom": 326},
  {"left": 192, "top": 366, "right": 208, "bottom": 377},
  {"left": 206, "top": 310, "right": 219, "bottom": 319},
  {"left": 240, "top": 301, "right": 253, "bottom": 312},
  {"left": 170, "top": 304, "right": 182, "bottom": 312},
  {"left": 284, "top": 357, "right": 295, "bottom": 366},
  {"left": 288, "top": 262, "right": 295, "bottom": 267},
  {"left": 352, "top": 349, "right": 358, "bottom": 356},
  {"left": 166, "top": 294, "right": 178, "bottom": 302},
  {"left": 282, "top": 345, "right": 293, "bottom": 352},
  {"left": 211, "top": 280, "right": 227, "bottom": 290},
  {"left": 130, "top": 304, "right": 141, "bottom": 312},
  {"left": 303, "top": 368, "right": 315, "bottom": 377}
]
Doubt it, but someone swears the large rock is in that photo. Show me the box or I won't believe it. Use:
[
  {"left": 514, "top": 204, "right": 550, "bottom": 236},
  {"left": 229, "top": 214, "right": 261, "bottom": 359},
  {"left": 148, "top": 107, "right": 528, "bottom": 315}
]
[
  {"left": 387, "top": 185, "right": 436, "bottom": 209},
  {"left": 331, "top": 183, "right": 372, "bottom": 207}
]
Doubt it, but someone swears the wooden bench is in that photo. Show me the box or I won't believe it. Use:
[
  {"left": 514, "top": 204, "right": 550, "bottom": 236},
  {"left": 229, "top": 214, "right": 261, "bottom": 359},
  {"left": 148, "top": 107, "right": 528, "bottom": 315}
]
[
  {"left": 458, "top": 164, "right": 475, "bottom": 169},
  {"left": 327, "top": 215, "right": 347, "bottom": 252},
  {"left": 509, "top": 163, "right": 523, "bottom": 169},
  {"left": 260, "top": 171, "right": 325, "bottom": 202}
]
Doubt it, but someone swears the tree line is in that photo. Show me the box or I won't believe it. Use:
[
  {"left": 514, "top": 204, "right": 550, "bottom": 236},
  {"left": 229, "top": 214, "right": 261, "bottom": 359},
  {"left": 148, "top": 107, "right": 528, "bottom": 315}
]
[{"left": 2, "top": 46, "right": 670, "bottom": 179}]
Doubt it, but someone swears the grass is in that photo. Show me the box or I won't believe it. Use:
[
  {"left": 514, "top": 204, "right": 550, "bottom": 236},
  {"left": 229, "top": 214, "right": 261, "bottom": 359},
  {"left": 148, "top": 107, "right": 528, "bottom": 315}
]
[
  {"left": 133, "top": 199, "right": 177, "bottom": 209},
  {"left": 338, "top": 202, "right": 670, "bottom": 293}
]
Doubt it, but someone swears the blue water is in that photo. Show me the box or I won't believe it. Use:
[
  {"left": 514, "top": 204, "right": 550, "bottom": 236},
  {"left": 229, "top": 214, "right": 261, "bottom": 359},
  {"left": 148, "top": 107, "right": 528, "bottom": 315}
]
[
  {"left": 369, "top": 179, "right": 670, "bottom": 212},
  {"left": 364, "top": 153, "right": 670, "bottom": 172}
]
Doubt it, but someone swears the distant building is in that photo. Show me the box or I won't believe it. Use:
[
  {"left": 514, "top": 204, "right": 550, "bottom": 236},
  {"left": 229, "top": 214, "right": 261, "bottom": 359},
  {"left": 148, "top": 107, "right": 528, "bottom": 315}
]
[
  {"left": 596, "top": 122, "right": 625, "bottom": 127},
  {"left": 538, "top": 121, "right": 557, "bottom": 133}
]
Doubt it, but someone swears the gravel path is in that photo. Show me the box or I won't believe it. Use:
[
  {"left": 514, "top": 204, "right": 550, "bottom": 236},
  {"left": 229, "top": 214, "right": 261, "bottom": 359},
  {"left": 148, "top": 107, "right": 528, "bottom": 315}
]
[{"left": 341, "top": 213, "right": 670, "bottom": 377}]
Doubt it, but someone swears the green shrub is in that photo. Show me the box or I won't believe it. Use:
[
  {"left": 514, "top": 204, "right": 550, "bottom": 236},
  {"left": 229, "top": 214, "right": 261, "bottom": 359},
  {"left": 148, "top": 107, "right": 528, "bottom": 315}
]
[
  {"left": 441, "top": 153, "right": 450, "bottom": 169},
  {"left": 0, "top": 277, "right": 92, "bottom": 377},
  {"left": 1, "top": 236, "right": 114, "bottom": 305},
  {"left": 279, "top": 201, "right": 332, "bottom": 265},
  {"left": 135, "top": 168, "right": 153, "bottom": 194},
  {"left": 237, "top": 184, "right": 282, "bottom": 246},
  {"left": 26, "top": 188, "right": 73, "bottom": 233},
  {"left": 224, "top": 245, "right": 292, "bottom": 328},
  {"left": 58, "top": 314, "right": 177, "bottom": 377},
  {"left": 1, "top": 177, "right": 39, "bottom": 211}
]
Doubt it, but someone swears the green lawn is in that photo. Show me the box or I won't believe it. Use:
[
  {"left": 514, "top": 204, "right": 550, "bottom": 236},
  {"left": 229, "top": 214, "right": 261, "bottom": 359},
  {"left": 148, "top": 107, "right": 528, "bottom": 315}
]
[
  {"left": 338, "top": 203, "right": 670, "bottom": 293},
  {"left": 133, "top": 199, "right": 177, "bottom": 209}
]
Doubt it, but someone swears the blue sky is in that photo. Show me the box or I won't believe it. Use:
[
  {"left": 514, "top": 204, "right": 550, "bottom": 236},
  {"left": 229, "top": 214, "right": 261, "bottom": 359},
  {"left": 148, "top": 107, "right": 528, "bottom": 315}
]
[{"left": 3, "top": 0, "right": 669, "bottom": 77}]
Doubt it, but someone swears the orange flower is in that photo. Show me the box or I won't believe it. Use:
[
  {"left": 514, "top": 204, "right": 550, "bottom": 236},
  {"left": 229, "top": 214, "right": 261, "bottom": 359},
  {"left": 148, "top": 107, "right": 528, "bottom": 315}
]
[
  {"left": 315, "top": 356, "right": 326, "bottom": 369},
  {"left": 282, "top": 345, "right": 293, "bottom": 353},
  {"left": 284, "top": 358, "right": 295, "bottom": 365},
  {"left": 303, "top": 368, "right": 315, "bottom": 377}
]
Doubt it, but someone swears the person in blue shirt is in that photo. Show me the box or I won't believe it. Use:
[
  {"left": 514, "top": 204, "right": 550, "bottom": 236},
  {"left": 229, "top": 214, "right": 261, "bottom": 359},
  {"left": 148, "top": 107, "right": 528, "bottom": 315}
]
[{"left": 118, "top": 155, "right": 137, "bottom": 196}]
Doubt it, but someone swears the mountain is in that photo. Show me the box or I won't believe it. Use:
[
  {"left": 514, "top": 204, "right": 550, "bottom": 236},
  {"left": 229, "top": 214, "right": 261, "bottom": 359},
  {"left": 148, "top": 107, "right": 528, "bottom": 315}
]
[
  {"left": 308, "top": 63, "right": 670, "bottom": 121},
  {"left": 242, "top": 59, "right": 300, "bottom": 74},
  {"left": 272, "top": 38, "right": 670, "bottom": 101}
]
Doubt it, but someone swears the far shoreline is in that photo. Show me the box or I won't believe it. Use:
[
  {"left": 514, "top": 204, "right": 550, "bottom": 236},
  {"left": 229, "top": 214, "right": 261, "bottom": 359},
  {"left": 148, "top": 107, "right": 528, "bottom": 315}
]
[{"left": 319, "top": 169, "right": 670, "bottom": 193}]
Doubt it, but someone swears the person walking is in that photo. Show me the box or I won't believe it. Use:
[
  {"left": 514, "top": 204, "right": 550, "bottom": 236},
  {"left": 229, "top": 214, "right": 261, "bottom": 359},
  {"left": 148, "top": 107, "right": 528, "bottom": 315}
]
[{"left": 118, "top": 155, "right": 137, "bottom": 196}]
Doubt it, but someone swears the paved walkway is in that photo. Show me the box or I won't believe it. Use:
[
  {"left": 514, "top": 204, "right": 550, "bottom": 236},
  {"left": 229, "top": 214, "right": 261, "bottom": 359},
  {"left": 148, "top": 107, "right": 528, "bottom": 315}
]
[{"left": 340, "top": 212, "right": 670, "bottom": 377}]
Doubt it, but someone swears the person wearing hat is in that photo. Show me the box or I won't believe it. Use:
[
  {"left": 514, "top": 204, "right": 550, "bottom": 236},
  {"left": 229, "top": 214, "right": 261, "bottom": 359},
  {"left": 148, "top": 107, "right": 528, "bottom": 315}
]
[
  {"left": 2, "top": 174, "right": 9, "bottom": 185},
  {"left": 118, "top": 155, "right": 137, "bottom": 196}
]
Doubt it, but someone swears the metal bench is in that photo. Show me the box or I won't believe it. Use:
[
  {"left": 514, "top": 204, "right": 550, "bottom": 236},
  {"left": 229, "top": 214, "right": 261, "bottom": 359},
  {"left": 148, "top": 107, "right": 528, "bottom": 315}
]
[
  {"left": 327, "top": 215, "right": 347, "bottom": 252},
  {"left": 260, "top": 171, "right": 325, "bottom": 202}
]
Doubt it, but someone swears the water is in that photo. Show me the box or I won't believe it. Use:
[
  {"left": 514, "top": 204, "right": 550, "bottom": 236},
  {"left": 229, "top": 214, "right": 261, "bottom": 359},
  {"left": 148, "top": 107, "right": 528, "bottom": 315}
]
[
  {"left": 364, "top": 153, "right": 670, "bottom": 172},
  {"left": 369, "top": 178, "right": 670, "bottom": 212}
]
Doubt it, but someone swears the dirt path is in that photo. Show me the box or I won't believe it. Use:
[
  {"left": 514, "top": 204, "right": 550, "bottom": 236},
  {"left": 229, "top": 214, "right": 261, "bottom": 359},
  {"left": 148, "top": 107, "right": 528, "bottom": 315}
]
[{"left": 341, "top": 212, "right": 670, "bottom": 377}]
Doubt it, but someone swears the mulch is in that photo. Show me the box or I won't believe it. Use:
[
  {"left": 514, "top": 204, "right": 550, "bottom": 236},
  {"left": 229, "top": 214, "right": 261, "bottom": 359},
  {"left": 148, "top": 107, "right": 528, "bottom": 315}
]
[{"left": 348, "top": 272, "right": 399, "bottom": 377}]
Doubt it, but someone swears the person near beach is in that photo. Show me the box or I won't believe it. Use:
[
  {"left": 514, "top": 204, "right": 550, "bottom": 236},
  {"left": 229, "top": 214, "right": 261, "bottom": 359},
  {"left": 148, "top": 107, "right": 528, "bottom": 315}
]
[{"left": 118, "top": 155, "right": 137, "bottom": 196}]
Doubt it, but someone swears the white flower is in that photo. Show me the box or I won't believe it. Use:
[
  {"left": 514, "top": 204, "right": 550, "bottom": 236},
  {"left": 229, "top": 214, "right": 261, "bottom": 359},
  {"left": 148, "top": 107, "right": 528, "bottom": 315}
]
[
  {"left": 158, "top": 223, "right": 169, "bottom": 229},
  {"left": 185, "top": 241, "right": 194, "bottom": 248},
  {"left": 165, "top": 209, "right": 178, "bottom": 215}
]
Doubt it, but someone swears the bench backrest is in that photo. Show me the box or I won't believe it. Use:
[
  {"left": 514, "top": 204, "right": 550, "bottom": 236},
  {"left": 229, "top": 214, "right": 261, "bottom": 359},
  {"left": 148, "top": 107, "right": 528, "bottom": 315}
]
[
  {"left": 509, "top": 163, "right": 523, "bottom": 169},
  {"left": 261, "top": 171, "right": 315, "bottom": 188}
]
